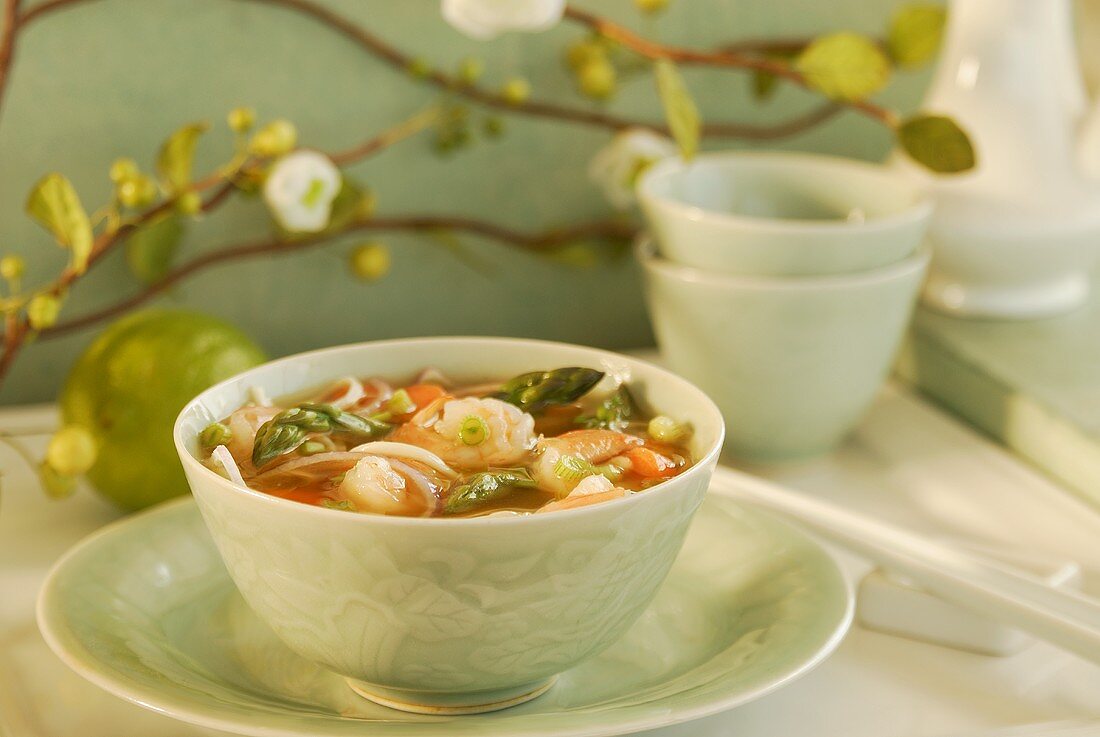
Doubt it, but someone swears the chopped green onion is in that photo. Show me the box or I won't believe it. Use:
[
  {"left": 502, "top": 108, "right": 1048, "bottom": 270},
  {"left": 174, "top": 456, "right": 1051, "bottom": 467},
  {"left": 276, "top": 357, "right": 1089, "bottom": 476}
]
[
  {"left": 648, "top": 415, "right": 691, "bottom": 444},
  {"left": 554, "top": 454, "right": 596, "bottom": 482},
  {"left": 321, "top": 498, "right": 356, "bottom": 512},
  {"left": 386, "top": 389, "right": 416, "bottom": 415},
  {"left": 298, "top": 440, "right": 326, "bottom": 456},
  {"left": 595, "top": 462, "right": 623, "bottom": 482},
  {"left": 458, "top": 415, "right": 491, "bottom": 446},
  {"left": 370, "top": 411, "right": 393, "bottom": 422},
  {"left": 199, "top": 422, "right": 232, "bottom": 448}
]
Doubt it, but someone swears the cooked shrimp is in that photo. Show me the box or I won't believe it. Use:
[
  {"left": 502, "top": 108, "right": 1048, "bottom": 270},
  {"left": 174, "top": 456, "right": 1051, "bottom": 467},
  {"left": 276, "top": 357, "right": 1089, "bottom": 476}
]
[
  {"left": 389, "top": 396, "right": 536, "bottom": 470},
  {"left": 226, "top": 405, "right": 282, "bottom": 468},
  {"left": 536, "top": 474, "right": 631, "bottom": 514},
  {"left": 531, "top": 428, "right": 642, "bottom": 498},
  {"left": 337, "top": 455, "right": 440, "bottom": 516}
]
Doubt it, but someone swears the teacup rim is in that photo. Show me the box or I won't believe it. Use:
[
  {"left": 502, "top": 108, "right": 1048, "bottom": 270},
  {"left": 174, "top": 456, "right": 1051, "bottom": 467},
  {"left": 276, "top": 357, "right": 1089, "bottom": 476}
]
[
  {"left": 173, "top": 336, "right": 725, "bottom": 528},
  {"left": 637, "top": 150, "right": 934, "bottom": 233},
  {"left": 636, "top": 235, "right": 931, "bottom": 290}
]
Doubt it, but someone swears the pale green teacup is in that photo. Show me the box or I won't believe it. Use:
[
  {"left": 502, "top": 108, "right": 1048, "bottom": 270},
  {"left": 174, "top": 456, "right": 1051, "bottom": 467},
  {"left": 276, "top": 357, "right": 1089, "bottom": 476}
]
[
  {"left": 638, "top": 152, "right": 932, "bottom": 276},
  {"left": 638, "top": 237, "right": 928, "bottom": 461},
  {"left": 173, "top": 338, "right": 724, "bottom": 714}
]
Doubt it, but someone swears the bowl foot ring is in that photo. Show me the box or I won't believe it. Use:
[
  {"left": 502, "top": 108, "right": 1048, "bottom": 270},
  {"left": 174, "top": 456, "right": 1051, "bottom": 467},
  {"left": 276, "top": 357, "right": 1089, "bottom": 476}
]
[{"left": 345, "top": 676, "right": 557, "bottom": 715}]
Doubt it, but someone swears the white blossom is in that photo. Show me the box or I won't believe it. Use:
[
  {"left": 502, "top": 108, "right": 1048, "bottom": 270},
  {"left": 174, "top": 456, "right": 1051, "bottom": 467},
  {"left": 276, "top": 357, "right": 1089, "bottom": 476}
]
[
  {"left": 441, "top": 0, "right": 565, "bottom": 40},
  {"left": 588, "top": 128, "right": 677, "bottom": 210},
  {"left": 263, "top": 150, "right": 342, "bottom": 233}
]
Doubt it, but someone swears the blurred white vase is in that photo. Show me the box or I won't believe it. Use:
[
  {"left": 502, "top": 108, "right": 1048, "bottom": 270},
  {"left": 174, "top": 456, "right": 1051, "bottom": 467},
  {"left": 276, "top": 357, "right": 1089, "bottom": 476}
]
[{"left": 893, "top": 0, "right": 1100, "bottom": 319}]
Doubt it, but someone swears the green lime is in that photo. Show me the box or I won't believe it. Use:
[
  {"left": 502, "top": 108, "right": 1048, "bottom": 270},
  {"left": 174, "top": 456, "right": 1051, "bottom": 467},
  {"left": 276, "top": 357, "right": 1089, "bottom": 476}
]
[{"left": 60, "top": 309, "right": 266, "bottom": 510}]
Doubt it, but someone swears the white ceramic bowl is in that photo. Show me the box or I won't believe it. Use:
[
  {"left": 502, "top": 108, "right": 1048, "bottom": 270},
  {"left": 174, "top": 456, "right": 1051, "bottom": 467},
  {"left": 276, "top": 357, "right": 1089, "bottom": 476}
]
[
  {"left": 638, "top": 151, "right": 933, "bottom": 277},
  {"left": 638, "top": 237, "right": 928, "bottom": 461},
  {"left": 173, "top": 337, "right": 724, "bottom": 714}
]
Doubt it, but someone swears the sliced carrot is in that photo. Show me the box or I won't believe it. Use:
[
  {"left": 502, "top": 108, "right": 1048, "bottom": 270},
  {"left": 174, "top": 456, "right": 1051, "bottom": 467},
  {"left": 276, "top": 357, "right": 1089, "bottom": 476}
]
[
  {"left": 387, "top": 383, "right": 447, "bottom": 420},
  {"left": 624, "top": 447, "right": 679, "bottom": 478}
]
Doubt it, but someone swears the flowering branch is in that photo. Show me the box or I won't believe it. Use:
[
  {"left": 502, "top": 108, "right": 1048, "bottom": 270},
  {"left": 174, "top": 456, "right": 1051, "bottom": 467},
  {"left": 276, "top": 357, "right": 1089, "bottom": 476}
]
[
  {"left": 562, "top": 5, "right": 899, "bottom": 127},
  {"left": 0, "top": 109, "right": 440, "bottom": 387},
  {"left": 14, "top": 0, "right": 844, "bottom": 142},
  {"left": 41, "top": 215, "right": 637, "bottom": 339}
]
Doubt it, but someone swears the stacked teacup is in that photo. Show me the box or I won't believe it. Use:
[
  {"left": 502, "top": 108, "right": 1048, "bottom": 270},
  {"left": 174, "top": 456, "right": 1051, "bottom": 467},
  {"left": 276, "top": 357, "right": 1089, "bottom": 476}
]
[{"left": 637, "top": 152, "right": 933, "bottom": 462}]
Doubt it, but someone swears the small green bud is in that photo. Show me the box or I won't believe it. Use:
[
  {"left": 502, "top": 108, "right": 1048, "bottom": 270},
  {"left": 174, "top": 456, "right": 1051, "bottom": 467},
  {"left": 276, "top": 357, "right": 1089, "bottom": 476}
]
[
  {"left": 483, "top": 116, "right": 505, "bottom": 138},
  {"left": 349, "top": 242, "right": 391, "bottom": 281},
  {"left": 501, "top": 77, "right": 531, "bottom": 105},
  {"left": 407, "top": 57, "right": 432, "bottom": 78},
  {"left": 457, "top": 56, "right": 484, "bottom": 84},
  {"left": 27, "top": 293, "right": 62, "bottom": 329},
  {"left": 39, "top": 460, "right": 77, "bottom": 499},
  {"left": 176, "top": 190, "right": 202, "bottom": 215},
  {"left": 117, "top": 174, "right": 158, "bottom": 209},
  {"left": 109, "top": 157, "right": 140, "bottom": 183},
  {"left": 46, "top": 425, "right": 98, "bottom": 476},
  {"left": 248, "top": 119, "right": 298, "bottom": 157},
  {"left": 566, "top": 39, "right": 607, "bottom": 70},
  {"left": 227, "top": 106, "right": 256, "bottom": 133},
  {"left": 577, "top": 57, "right": 617, "bottom": 99},
  {"left": 634, "top": 0, "right": 669, "bottom": 13},
  {"left": 298, "top": 440, "right": 326, "bottom": 456},
  {"left": 199, "top": 422, "right": 232, "bottom": 448},
  {"left": 0, "top": 254, "right": 25, "bottom": 282}
]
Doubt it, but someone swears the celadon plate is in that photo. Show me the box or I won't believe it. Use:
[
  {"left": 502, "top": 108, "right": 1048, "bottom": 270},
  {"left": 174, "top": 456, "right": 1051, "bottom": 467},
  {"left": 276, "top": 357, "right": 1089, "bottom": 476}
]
[{"left": 37, "top": 493, "right": 852, "bottom": 737}]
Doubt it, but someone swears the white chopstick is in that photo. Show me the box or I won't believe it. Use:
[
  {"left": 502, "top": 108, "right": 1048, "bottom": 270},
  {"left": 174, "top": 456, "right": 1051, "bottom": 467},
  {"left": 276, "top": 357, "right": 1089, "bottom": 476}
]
[{"left": 710, "top": 467, "right": 1100, "bottom": 665}]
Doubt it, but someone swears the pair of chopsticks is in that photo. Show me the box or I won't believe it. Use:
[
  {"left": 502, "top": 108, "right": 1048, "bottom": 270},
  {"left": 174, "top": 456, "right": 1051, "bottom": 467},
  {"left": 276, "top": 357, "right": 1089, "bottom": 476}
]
[{"left": 710, "top": 467, "right": 1100, "bottom": 665}]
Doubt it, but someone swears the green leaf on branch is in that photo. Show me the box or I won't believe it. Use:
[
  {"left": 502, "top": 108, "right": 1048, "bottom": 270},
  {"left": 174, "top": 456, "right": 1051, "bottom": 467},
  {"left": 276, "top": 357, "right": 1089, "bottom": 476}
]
[
  {"left": 126, "top": 214, "right": 184, "bottom": 284},
  {"left": 25, "top": 174, "right": 93, "bottom": 274},
  {"left": 654, "top": 59, "right": 700, "bottom": 160},
  {"left": 157, "top": 122, "right": 209, "bottom": 192},
  {"left": 796, "top": 32, "right": 891, "bottom": 101},
  {"left": 888, "top": 4, "right": 947, "bottom": 68},
  {"left": 898, "top": 114, "right": 976, "bottom": 174},
  {"left": 326, "top": 179, "right": 375, "bottom": 232}
]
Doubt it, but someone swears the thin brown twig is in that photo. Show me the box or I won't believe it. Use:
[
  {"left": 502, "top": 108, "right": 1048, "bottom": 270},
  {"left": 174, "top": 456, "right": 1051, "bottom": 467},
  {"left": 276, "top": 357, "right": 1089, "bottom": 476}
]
[
  {"left": 0, "top": 0, "right": 20, "bottom": 123},
  {"left": 42, "top": 215, "right": 638, "bottom": 338},
  {"left": 719, "top": 37, "right": 810, "bottom": 56}
]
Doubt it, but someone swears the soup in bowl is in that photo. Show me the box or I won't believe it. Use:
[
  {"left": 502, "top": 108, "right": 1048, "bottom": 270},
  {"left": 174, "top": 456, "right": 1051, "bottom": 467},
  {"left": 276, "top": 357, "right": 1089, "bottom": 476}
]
[{"left": 173, "top": 338, "right": 724, "bottom": 714}]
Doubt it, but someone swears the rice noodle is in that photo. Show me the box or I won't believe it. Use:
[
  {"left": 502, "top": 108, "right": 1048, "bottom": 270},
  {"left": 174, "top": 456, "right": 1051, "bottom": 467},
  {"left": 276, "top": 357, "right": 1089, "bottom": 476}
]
[
  {"left": 387, "top": 458, "right": 439, "bottom": 517},
  {"left": 414, "top": 367, "right": 452, "bottom": 387},
  {"left": 248, "top": 386, "right": 272, "bottom": 407},
  {"left": 251, "top": 451, "right": 369, "bottom": 487},
  {"left": 451, "top": 382, "right": 503, "bottom": 398},
  {"left": 320, "top": 376, "right": 366, "bottom": 409},
  {"left": 211, "top": 445, "right": 247, "bottom": 487},
  {"left": 349, "top": 441, "right": 458, "bottom": 478}
]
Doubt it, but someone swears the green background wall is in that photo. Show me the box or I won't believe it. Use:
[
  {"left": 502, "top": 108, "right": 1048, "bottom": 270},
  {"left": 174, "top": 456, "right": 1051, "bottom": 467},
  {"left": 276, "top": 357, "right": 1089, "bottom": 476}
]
[{"left": 0, "top": 0, "right": 932, "bottom": 404}]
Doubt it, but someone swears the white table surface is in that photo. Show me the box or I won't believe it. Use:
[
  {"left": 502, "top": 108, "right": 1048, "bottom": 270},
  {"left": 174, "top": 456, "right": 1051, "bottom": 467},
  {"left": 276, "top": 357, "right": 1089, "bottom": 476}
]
[{"left": 2, "top": 383, "right": 1100, "bottom": 737}]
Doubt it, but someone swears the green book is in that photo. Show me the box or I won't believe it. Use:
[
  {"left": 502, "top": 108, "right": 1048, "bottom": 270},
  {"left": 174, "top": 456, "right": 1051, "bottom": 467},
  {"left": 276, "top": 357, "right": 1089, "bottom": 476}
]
[{"left": 896, "top": 301, "right": 1100, "bottom": 509}]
